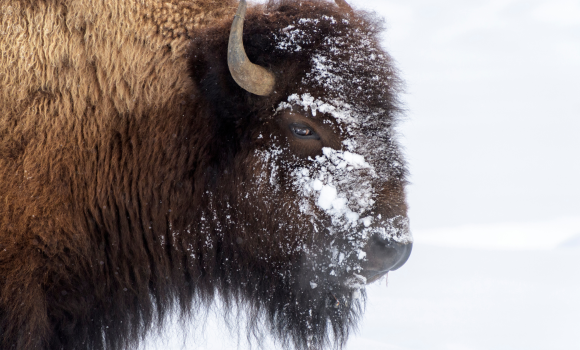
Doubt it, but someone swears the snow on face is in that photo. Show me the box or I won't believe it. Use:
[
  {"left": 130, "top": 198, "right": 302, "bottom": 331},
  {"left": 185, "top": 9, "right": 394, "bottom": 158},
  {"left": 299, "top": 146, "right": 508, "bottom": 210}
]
[
  {"left": 293, "top": 146, "right": 374, "bottom": 226},
  {"left": 281, "top": 93, "right": 411, "bottom": 273},
  {"left": 262, "top": 14, "right": 412, "bottom": 286}
]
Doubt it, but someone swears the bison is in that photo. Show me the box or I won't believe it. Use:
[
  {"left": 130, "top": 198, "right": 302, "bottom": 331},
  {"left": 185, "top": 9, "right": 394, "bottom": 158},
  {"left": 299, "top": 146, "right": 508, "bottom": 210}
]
[{"left": 0, "top": 0, "right": 412, "bottom": 349}]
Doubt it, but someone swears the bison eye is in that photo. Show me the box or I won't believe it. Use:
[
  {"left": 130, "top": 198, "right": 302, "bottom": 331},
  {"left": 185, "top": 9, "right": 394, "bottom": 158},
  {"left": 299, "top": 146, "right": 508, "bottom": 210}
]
[{"left": 289, "top": 123, "right": 320, "bottom": 140}]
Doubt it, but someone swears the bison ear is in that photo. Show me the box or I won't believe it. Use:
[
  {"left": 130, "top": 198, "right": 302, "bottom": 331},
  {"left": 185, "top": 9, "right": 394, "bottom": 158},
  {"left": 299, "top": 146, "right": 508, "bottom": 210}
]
[
  {"left": 335, "top": 0, "right": 354, "bottom": 13},
  {"left": 227, "top": 0, "right": 276, "bottom": 96}
]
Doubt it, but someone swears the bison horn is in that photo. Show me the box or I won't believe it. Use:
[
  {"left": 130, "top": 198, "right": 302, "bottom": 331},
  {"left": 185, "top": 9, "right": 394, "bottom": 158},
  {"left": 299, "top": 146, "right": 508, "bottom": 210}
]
[
  {"left": 335, "top": 0, "right": 354, "bottom": 12},
  {"left": 228, "top": 0, "right": 276, "bottom": 96}
]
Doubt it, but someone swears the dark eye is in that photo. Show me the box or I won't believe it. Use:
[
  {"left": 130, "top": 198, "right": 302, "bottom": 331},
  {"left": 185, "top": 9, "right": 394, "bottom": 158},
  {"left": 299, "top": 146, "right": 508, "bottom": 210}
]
[{"left": 289, "top": 123, "right": 320, "bottom": 140}]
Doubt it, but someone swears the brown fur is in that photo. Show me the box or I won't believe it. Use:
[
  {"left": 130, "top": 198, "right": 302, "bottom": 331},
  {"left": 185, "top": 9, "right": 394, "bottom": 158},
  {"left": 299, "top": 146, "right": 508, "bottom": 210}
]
[
  {"left": 0, "top": 1, "right": 407, "bottom": 349},
  {"left": 1, "top": 3, "right": 235, "bottom": 347}
]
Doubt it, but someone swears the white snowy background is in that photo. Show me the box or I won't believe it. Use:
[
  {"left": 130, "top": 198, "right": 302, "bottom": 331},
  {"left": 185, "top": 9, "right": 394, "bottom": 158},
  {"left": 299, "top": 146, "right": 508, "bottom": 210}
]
[{"left": 143, "top": 0, "right": 580, "bottom": 349}]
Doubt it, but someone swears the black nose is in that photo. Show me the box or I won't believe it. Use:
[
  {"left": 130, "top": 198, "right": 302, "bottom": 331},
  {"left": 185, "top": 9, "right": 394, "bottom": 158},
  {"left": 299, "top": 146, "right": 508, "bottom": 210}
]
[{"left": 362, "top": 237, "right": 413, "bottom": 282}]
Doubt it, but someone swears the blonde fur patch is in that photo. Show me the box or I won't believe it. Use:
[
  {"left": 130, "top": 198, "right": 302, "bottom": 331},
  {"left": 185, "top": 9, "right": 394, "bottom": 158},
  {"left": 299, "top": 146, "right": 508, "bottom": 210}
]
[{"left": 0, "top": 0, "right": 236, "bottom": 120}]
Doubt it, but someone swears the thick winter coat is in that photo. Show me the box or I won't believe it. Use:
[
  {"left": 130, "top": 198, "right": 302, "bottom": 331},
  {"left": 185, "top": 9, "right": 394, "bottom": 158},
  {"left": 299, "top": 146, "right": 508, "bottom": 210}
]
[{"left": 0, "top": 0, "right": 412, "bottom": 349}]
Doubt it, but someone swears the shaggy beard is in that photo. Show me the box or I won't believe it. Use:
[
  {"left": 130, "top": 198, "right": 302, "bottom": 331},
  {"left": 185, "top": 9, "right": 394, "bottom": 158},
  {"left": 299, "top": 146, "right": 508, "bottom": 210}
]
[
  {"left": 214, "top": 247, "right": 367, "bottom": 350},
  {"left": 201, "top": 217, "right": 368, "bottom": 350},
  {"left": 191, "top": 163, "right": 371, "bottom": 350}
]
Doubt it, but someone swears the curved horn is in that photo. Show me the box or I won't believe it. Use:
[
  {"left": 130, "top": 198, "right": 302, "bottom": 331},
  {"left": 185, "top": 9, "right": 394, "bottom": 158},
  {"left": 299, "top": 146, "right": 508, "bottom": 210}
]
[
  {"left": 228, "top": 0, "right": 276, "bottom": 96},
  {"left": 335, "top": 0, "right": 354, "bottom": 12}
]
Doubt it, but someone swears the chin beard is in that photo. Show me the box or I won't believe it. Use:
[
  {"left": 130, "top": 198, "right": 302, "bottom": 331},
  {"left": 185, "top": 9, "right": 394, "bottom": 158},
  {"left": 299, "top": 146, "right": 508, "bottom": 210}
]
[{"left": 233, "top": 249, "right": 366, "bottom": 350}]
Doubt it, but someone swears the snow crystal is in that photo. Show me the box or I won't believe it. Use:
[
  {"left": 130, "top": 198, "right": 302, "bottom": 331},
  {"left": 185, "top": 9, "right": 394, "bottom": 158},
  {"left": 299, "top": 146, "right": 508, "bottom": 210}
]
[
  {"left": 345, "top": 273, "right": 367, "bottom": 290},
  {"left": 278, "top": 93, "right": 356, "bottom": 125},
  {"left": 317, "top": 185, "right": 337, "bottom": 211},
  {"left": 291, "top": 147, "right": 376, "bottom": 232}
]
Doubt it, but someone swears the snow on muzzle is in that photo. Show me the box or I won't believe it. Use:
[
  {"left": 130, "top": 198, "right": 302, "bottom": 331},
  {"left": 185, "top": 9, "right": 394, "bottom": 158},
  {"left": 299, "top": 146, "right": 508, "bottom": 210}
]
[{"left": 288, "top": 146, "right": 413, "bottom": 284}]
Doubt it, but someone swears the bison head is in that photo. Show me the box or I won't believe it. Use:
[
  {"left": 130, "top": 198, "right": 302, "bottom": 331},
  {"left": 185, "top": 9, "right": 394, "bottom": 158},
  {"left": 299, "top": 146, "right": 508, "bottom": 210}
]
[{"left": 185, "top": 0, "right": 412, "bottom": 348}]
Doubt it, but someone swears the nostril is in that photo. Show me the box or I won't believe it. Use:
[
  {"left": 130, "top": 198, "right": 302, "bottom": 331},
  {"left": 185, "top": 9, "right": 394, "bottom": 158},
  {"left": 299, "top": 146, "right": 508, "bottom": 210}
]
[
  {"left": 387, "top": 241, "right": 412, "bottom": 271},
  {"left": 363, "top": 237, "right": 413, "bottom": 274}
]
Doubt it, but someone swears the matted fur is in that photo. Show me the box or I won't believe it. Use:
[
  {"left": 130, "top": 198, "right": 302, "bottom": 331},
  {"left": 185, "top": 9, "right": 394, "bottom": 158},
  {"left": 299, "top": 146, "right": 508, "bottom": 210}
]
[{"left": 0, "top": 0, "right": 406, "bottom": 349}]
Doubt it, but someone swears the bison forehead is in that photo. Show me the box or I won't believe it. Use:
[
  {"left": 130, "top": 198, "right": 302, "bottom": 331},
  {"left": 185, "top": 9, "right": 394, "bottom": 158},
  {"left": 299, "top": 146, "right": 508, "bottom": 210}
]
[
  {"left": 273, "top": 14, "right": 399, "bottom": 104},
  {"left": 273, "top": 13, "right": 405, "bottom": 177}
]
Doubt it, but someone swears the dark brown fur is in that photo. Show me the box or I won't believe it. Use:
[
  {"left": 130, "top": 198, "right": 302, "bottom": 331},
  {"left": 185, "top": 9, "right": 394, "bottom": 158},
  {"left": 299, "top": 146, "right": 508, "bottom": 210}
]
[{"left": 0, "top": 0, "right": 405, "bottom": 349}]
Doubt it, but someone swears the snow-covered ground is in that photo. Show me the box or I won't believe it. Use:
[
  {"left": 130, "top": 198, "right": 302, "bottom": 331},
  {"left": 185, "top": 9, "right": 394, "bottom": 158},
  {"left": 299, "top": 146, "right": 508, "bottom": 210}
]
[{"left": 347, "top": 243, "right": 580, "bottom": 350}]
